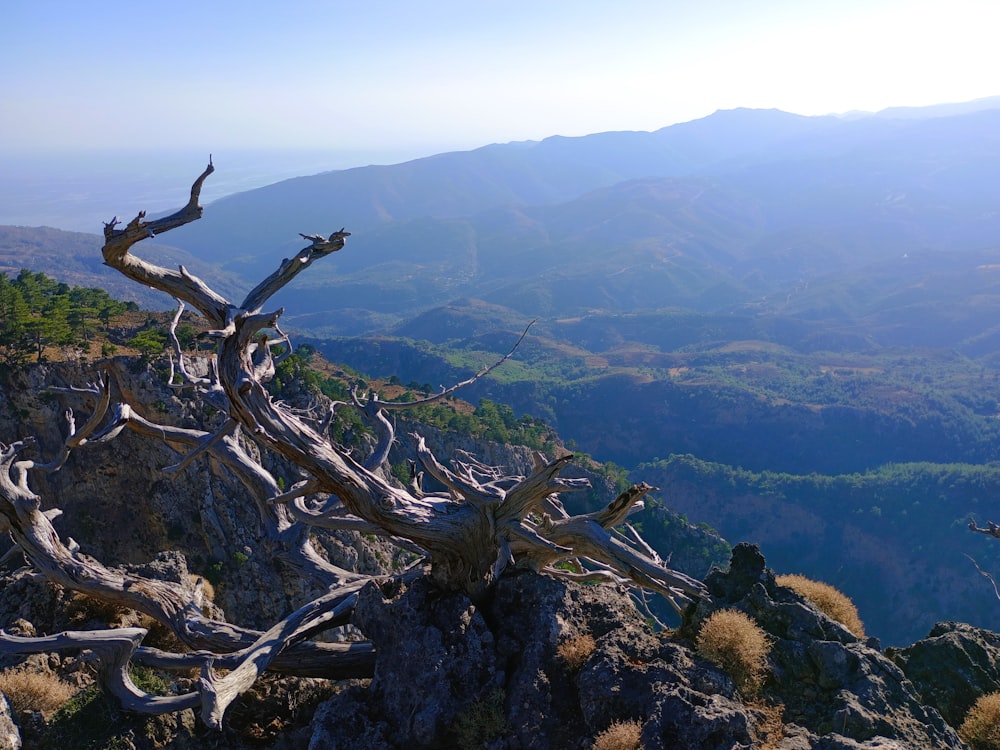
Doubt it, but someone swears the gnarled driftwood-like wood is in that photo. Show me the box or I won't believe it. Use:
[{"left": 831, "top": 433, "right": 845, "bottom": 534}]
[{"left": 0, "top": 163, "right": 707, "bottom": 730}]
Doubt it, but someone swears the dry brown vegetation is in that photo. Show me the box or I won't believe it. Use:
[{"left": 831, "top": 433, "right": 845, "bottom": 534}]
[
  {"left": 592, "top": 718, "right": 642, "bottom": 750},
  {"left": 960, "top": 692, "right": 1000, "bottom": 750},
  {"left": 749, "top": 699, "right": 786, "bottom": 750},
  {"left": 696, "top": 609, "right": 771, "bottom": 695},
  {"left": 0, "top": 666, "right": 77, "bottom": 717},
  {"left": 557, "top": 633, "right": 596, "bottom": 672},
  {"left": 776, "top": 573, "right": 866, "bottom": 638}
]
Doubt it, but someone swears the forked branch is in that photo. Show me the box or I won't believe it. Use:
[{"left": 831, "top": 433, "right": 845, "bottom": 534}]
[{"left": 2, "top": 164, "right": 708, "bottom": 731}]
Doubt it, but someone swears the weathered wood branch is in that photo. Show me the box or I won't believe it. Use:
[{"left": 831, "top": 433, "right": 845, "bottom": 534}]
[
  {"left": 102, "top": 160, "right": 231, "bottom": 326},
  {"left": 241, "top": 231, "right": 350, "bottom": 313},
  {"left": 413, "top": 434, "right": 505, "bottom": 506},
  {"left": 0, "top": 627, "right": 201, "bottom": 714},
  {"left": 2, "top": 164, "right": 710, "bottom": 731},
  {"left": 167, "top": 300, "right": 224, "bottom": 399},
  {"left": 965, "top": 554, "right": 1000, "bottom": 602},
  {"left": 363, "top": 320, "right": 536, "bottom": 414},
  {"left": 31, "top": 371, "right": 112, "bottom": 472},
  {"left": 1, "top": 448, "right": 368, "bottom": 678},
  {"left": 969, "top": 519, "right": 1000, "bottom": 539},
  {"left": 339, "top": 321, "right": 535, "bottom": 471},
  {"left": 161, "top": 417, "right": 239, "bottom": 475}
]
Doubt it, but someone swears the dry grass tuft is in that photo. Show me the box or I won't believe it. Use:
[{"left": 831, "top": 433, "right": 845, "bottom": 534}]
[
  {"left": 749, "top": 699, "right": 786, "bottom": 750},
  {"left": 592, "top": 719, "right": 642, "bottom": 750},
  {"left": 66, "top": 592, "right": 132, "bottom": 628},
  {"left": 960, "top": 692, "right": 1000, "bottom": 749},
  {"left": 0, "top": 666, "right": 77, "bottom": 717},
  {"left": 776, "top": 573, "right": 866, "bottom": 638},
  {"left": 696, "top": 609, "right": 771, "bottom": 695},
  {"left": 557, "top": 633, "right": 596, "bottom": 672}
]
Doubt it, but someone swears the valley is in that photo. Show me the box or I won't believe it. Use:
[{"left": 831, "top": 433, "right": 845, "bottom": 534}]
[{"left": 5, "top": 100, "right": 1000, "bottom": 645}]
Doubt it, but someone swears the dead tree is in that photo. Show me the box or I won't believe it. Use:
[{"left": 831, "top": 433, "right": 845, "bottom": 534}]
[{"left": 0, "top": 161, "right": 707, "bottom": 729}]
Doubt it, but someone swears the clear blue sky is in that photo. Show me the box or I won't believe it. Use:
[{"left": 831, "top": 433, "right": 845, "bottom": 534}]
[{"left": 3, "top": 0, "right": 999, "bottom": 161}]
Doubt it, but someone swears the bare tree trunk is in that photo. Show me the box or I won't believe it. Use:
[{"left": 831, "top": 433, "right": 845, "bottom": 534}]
[{"left": 0, "top": 161, "right": 707, "bottom": 729}]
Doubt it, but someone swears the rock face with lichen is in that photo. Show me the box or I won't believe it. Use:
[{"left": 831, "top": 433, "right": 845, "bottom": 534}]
[
  {"left": 0, "top": 694, "right": 19, "bottom": 750},
  {"left": 308, "top": 544, "right": 966, "bottom": 749}
]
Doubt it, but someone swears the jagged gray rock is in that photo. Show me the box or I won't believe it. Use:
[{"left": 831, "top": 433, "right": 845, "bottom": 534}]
[
  {"left": 691, "top": 543, "right": 964, "bottom": 749},
  {"left": 309, "top": 570, "right": 761, "bottom": 749},
  {"left": 888, "top": 620, "right": 1000, "bottom": 727},
  {"left": 311, "top": 545, "right": 967, "bottom": 749}
]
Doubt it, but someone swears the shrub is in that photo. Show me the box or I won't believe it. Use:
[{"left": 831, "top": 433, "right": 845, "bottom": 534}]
[
  {"left": 128, "top": 665, "right": 169, "bottom": 696},
  {"left": 451, "top": 688, "right": 508, "bottom": 750},
  {"left": 592, "top": 719, "right": 642, "bottom": 750},
  {"left": 749, "top": 699, "right": 786, "bottom": 750},
  {"left": 0, "top": 667, "right": 76, "bottom": 716},
  {"left": 960, "top": 692, "right": 1000, "bottom": 749},
  {"left": 66, "top": 592, "right": 132, "bottom": 628},
  {"left": 38, "top": 683, "right": 136, "bottom": 750},
  {"left": 776, "top": 573, "right": 865, "bottom": 638},
  {"left": 696, "top": 609, "right": 770, "bottom": 695},
  {"left": 557, "top": 633, "right": 596, "bottom": 672}
]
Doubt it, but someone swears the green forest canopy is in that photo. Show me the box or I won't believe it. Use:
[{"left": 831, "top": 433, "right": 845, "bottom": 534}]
[{"left": 0, "top": 269, "right": 137, "bottom": 365}]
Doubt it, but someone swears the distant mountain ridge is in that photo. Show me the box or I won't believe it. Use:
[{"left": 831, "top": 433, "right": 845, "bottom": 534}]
[
  {"left": 165, "top": 107, "right": 838, "bottom": 276},
  {"left": 6, "top": 98, "right": 1000, "bottom": 332},
  {"left": 0, "top": 225, "right": 245, "bottom": 309},
  {"left": 6, "top": 98, "right": 1000, "bottom": 649},
  {"left": 134, "top": 104, "right": 1000, "bottom": 337}
]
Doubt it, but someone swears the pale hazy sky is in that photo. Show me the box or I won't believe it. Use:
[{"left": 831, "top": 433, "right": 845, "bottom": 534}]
[{"left": 3, "top": 0, "right": 999, "bottom": 159}]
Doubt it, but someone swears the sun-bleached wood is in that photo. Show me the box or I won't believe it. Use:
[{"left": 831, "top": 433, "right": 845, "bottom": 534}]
[{"left": 0, "top": 163, "right": 707, "bottom": 729}]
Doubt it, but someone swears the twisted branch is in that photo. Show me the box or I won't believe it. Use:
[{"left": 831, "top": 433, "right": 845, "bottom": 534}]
[{"left": 2, "top": 164, "right": 708, "bottom": 731}]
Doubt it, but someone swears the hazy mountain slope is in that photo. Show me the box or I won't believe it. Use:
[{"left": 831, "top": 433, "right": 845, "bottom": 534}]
[
  {"left": 160, "top": 108, "right": 835, "bottom": 274},
  {"left": 154, "top": 107, "right": 1000, "bottom": 337},
  {"left": 872, "top": 94, "right": 1000, "bottom": 120},
  {"left": 12, "top": 105, "right": 1000, "bottom": 339},
  {"left": 0, "top": 225, "right": 246, "bottom": 308}
]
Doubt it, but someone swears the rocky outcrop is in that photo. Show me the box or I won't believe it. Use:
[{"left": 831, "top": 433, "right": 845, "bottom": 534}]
[
  {"left": 309, "top": 571, "right": 761, "bottom": 750},
  {"left": 888, "top": 620, "right": 1000, "bottom": 728},
  {"left": 0, "top": 359, "right": 985, "bottom": 748},
  {"left": 0, "top": 694, "right": 20, "bottom": 750},
  {"left": 309, "top": 544, "right": 965, "bottom": 749},
  {"left": 689, "top": 544, "right": 964, "bottom": 749}
]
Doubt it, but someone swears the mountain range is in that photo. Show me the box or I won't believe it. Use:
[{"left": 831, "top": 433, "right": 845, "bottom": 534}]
[
  {"left": 8, "top": 98, "right": 1000, "bottom": 334},
  {"left": 128, "top": 102, "right": 996, "bottom": 339},
  {"left": 7, "top": 97, "right": 1000, "bottom": 644}
]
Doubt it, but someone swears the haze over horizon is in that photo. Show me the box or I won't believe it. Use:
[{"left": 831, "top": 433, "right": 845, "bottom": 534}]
[
  {"left": 4, "top": 0, "right": 1000, "bottom": 157},
  {"left": 4, "top": 0, "right": 1000, "bottom": 231}
]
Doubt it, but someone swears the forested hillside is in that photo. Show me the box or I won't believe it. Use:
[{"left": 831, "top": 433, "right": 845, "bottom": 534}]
[
  {"left": 6, "top": 102, "right": 1000, "bottom": 646},
  {"left": 313, "top": 301, "right": 1000, "bottom": 644},
  {"left": 0, "top": 270, "right": 137, "bottom": 365},
  {"left": 314, "top": 311, "right": 1000, "bottom": 475},
  {"left": 639, "top": 455, "right": 1000, "bottom": 644}
]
